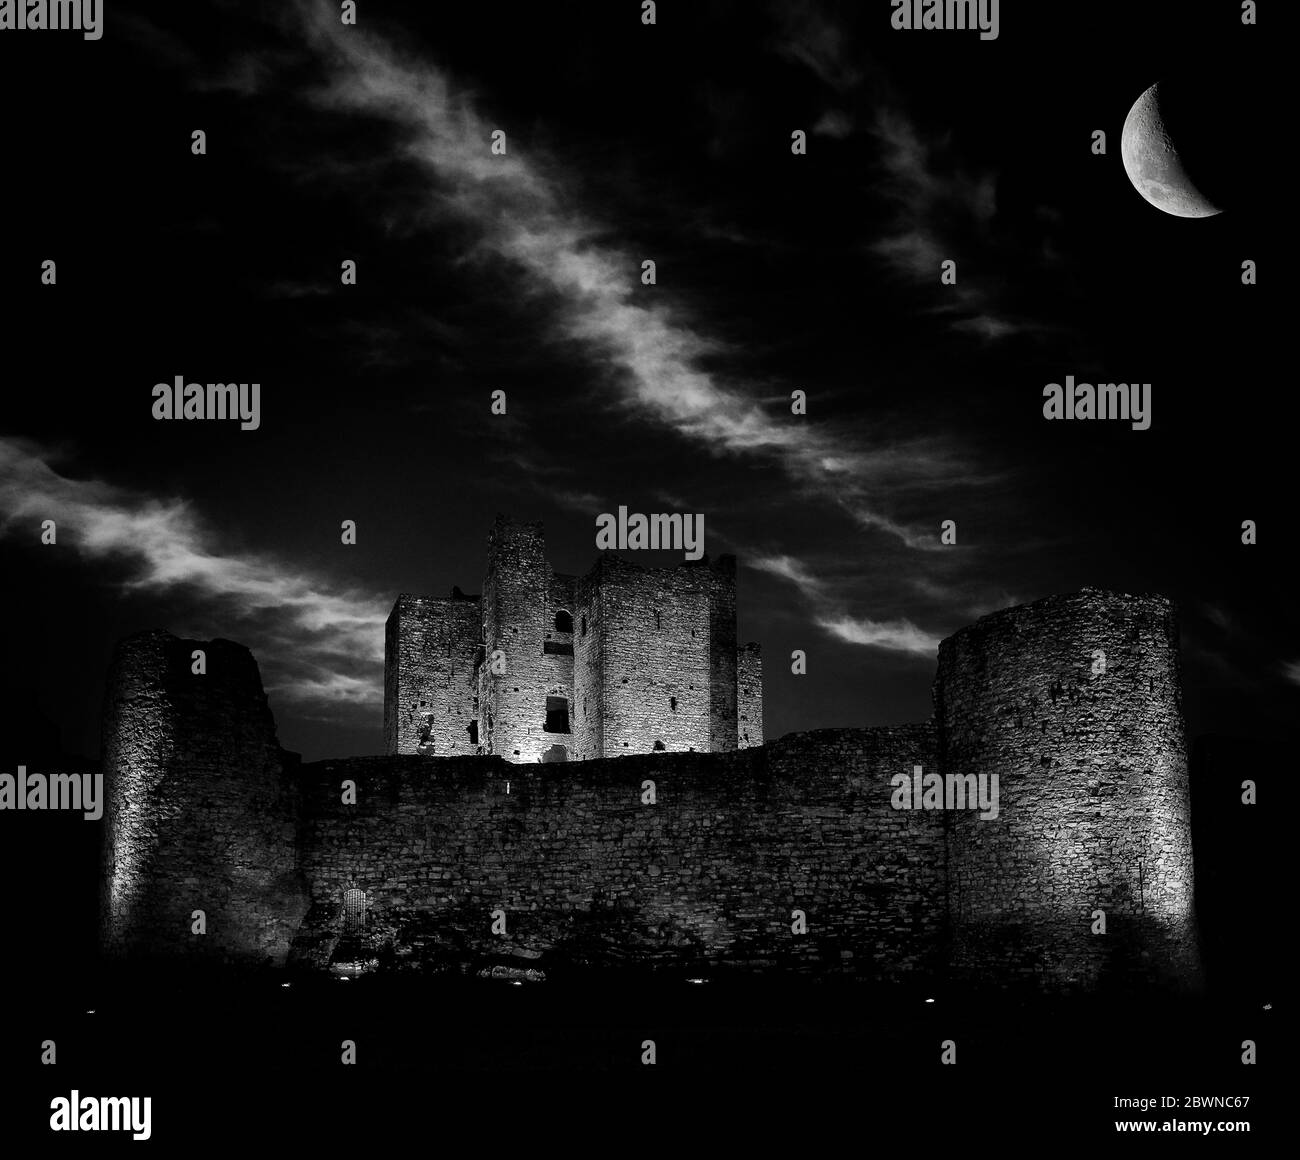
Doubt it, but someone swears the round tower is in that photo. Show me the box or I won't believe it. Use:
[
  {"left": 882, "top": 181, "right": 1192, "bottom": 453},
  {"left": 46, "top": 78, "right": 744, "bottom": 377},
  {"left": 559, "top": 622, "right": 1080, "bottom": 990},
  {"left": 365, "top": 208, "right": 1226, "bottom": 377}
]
[
  {"left": 934, "top": 588, "right": 1200, "bottom": 992},
  {"left": 481, "top": 516, "right": 553, "bottom": 762},
  {"left": 101, "top": 631, "right": 307, "bottom": 966}
]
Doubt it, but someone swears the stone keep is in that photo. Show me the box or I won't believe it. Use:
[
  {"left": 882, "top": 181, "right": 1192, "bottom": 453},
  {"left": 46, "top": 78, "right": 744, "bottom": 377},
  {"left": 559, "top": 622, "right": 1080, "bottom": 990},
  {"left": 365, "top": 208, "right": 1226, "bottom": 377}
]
[{"left": 384, "top": 515, "right": 764, "bottom": 763}]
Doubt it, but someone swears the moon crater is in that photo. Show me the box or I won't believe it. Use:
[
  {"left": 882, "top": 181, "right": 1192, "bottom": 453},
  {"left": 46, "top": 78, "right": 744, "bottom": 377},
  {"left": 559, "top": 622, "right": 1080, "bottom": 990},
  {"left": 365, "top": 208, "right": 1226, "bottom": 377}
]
[{"left": 1120, "top": 79, "right": 1239, "bottom": 219}]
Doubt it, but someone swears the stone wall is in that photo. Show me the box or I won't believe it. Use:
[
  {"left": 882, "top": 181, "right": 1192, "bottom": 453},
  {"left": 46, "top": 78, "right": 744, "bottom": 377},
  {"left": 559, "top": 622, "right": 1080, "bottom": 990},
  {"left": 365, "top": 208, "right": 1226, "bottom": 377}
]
[
  {"left": 481, "top": 517, "right": 553, "bottom": 762},
  {"left": 383, "top": 593, "right": 481, "bottom": 756},
  {"left": 289, "top": 723, "right": 947, "bottom": 979},
  {"left": 706, "top": 555, "right": 739, "bottom": 751},
  {"left": 572, "top": 568, "right": 603, "bottom": 760},
  {"left": 538, "top": 572, "right": 576, "bottom": 761},
  {"left": 585, "top": 555, "right": 714, "bottom": 758},
  {"left": 933, "top": 587, "right": 1200, "bottom": 990},
  {"left": 102, "top": 587, "right": 1202, "bottom": 993},
  {"left": 737, "top": 642, "right": 763, "bottom": 748},
  {"left": 100, "top": 631, "right": 308, "bottom": 966}
]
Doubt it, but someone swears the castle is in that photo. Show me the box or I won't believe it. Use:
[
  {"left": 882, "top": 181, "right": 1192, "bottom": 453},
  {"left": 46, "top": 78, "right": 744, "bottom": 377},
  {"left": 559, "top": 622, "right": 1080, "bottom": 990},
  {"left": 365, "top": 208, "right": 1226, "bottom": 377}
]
[
  {"left": 383, "top": 516, "right": 763, "bottom": 763},
  {"left": 97, "top": 567, "right": 1202, "bottom": 993}
]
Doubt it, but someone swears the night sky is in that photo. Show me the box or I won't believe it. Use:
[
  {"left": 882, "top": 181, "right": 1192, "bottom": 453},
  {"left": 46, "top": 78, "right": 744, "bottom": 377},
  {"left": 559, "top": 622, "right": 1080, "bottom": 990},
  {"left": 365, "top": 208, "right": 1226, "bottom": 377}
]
[{"left": 1, "top": 0, "right": 1288, "bottom": 765}]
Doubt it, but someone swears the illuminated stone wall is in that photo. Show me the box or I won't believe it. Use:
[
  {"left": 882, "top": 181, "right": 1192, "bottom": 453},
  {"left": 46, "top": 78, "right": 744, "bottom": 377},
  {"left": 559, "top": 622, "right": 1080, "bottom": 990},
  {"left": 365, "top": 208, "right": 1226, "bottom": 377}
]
[
  {"left": 934, "top": 587, "right": 1200, "bottom": 990},
  {"left": 386, "top": 516, "right": 763, "bottom": 763},
  {"left": 737, "top": 643, "right": 763, "bottom": 749},
  {"left": 103, "top": 588, "right": 1201, "bottom": 993},
  {"left": 289, "top": 724, "right": 946, "bottom": 979},
  {"left": 100, "top": 631, "right": 308, "bottom": 966},
  {"left": 384, "top": 593, "right": 482, "bottom": 756}
]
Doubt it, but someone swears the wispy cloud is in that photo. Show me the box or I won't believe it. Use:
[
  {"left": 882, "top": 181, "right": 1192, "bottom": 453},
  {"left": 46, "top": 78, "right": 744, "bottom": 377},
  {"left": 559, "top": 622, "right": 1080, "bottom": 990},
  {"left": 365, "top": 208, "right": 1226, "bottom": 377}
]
[
  {"left": 749, "top": 552, "right": 941, "bottom": 656},
  {"left": 772, "top": 0, "right": 1056, "bottom": 343},
  {"left": 770, "top": 0, "right": 863, "bottom": 92},
  {"left": 868, "top": 107, "right": 1012, "bottom": 325},
  {"left": 811, "top": 108, "right": 854, "bottom": 138},
  {"left": 244, "top": 0, "right": 983, "bottom": 552},
  {"left": 815, "top": 613, "right": 940, "bottom": 654},
  {"left": 0, "top": 437, "right": 387, "bottom": 711},
  {"left": 950, "top": 314, "right": 1023, "bottom": 342},
  {"left": 867, "top": 91, "right": 1063, "bottom": 346}
]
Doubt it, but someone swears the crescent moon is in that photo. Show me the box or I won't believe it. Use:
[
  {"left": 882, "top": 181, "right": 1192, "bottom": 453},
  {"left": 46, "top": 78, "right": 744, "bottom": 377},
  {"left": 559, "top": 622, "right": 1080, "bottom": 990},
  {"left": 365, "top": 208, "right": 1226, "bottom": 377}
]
[{"left": 1120, "top": 82, "right": 1223, "bottom": 218}]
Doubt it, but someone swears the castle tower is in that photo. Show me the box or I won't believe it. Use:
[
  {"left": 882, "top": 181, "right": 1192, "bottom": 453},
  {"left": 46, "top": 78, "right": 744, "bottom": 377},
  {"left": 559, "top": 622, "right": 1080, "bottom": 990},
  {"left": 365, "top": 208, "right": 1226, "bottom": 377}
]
[
  {"left": 480, "top": 516, "right": 569, "bottom": 763},
  {"left": 384, "top": 590, "right": 482, "bottom": 756},
  {"left": 389, "top": 516, "right": 762, "bottom": 763},
  {"left": 100, "top": 631, "right": 308, "bottom": 965},
  {"left": 934, "top": 588, "right": 1201, "bottom": 992},
  {"left": 574, "top": 554, "right": 715, "bottom": 757}
]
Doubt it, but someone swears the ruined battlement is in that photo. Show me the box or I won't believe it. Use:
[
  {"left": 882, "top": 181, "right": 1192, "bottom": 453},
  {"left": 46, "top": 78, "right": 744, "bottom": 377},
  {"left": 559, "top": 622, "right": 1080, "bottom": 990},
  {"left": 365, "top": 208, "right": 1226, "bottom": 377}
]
[{"left": 100, "top": 585, "right": 1200, "bottom": 992}]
